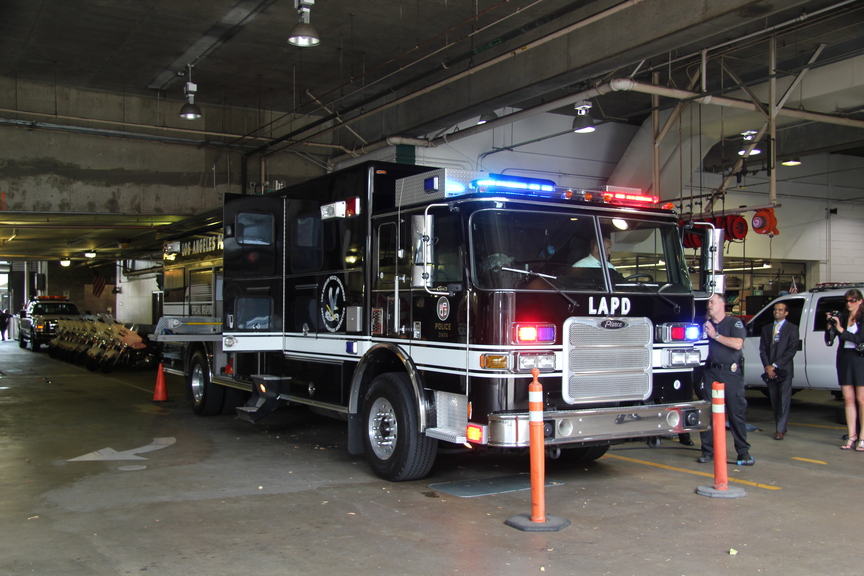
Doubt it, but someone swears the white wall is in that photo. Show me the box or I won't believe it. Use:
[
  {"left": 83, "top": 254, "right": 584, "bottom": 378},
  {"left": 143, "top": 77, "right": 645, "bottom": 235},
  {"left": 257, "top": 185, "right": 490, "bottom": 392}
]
[
  {"left": 690, "top": 153, "right": 864, "bottom": 283},
  {"left": 114, "top": 262, "right": 160, "bottom": 326}
]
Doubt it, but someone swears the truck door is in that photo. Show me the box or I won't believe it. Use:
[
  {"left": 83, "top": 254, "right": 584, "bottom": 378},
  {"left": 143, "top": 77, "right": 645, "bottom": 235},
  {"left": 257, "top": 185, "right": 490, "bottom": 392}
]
[
  {"left": 408, "top": 206, "right": 466, "bottom": 346},
  {"left": 222, "top": 194, "right": 284, "bottom": 346},
  {"left": 373, "top": 217, "right": 411, "bottom": 337}
]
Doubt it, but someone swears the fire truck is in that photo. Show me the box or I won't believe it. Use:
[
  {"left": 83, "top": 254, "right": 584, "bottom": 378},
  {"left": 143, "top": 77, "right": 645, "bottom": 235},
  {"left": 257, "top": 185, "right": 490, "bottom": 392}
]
[{"left": 156, "top": 161, "right": 709, "bottom": 481}]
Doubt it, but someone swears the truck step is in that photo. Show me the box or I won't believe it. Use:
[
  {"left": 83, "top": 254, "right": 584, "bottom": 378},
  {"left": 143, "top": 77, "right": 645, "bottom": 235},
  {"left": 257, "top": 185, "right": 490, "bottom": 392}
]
[
  {"left": 235, "top": 374, "right": 289, "bottom": 422},
  {"left": 236, "top": 395, "right": 281, "bottom": 422}
]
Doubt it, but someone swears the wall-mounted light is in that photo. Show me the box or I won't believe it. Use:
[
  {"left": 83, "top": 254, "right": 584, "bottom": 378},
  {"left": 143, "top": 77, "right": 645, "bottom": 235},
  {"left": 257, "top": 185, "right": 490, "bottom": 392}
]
[
  {"left": 781, "top": 158, "right": 802, "bottom": 166},
  {"left": 288, "top": 0, "right": 320, "bottom": 47},
  {"left": 572, "top": 100, "right": 595, "bottom": 134},
  {"left": 84, "top": 251, "right": 96, "bottom": 258},
  {"left": 179, "top": 63, "right": 203, "bottom": 120},
  {"left": 59, "top": 260, "right": 71, "bottom": 267},
  {"left": 477, "top": 112, "right": 498, "bottom": 125}
]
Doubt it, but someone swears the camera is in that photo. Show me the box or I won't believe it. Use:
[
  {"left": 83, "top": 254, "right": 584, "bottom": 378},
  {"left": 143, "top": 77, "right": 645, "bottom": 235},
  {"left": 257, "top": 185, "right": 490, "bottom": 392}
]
[{"left": 825, "top": 311, "right": 840, "bottom": 346}]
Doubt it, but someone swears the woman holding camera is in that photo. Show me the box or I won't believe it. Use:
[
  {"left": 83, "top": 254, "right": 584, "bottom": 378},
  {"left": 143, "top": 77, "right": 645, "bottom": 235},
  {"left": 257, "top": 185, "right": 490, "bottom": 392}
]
[{"left": 827, "top": 288, "right": 864, "bottom": 450}]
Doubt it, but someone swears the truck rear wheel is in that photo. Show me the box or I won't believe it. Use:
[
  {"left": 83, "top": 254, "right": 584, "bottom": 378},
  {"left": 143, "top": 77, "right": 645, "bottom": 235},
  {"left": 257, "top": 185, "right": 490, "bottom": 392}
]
[
  {"left": 18, "top": 334, "right": 26, "bottom": 349},
  {"left": 361, "top": 372, "right": 437, "bottom": 481},
  {"left": 188, "top": 350, "right": 224, "bottom": 416}
]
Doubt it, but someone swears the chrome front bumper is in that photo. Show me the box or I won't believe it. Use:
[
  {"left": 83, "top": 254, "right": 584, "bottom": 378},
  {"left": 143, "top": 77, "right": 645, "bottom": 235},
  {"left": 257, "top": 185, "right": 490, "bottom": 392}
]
[{"left": 486, "top": 400, "right": 710, "bottom": 447}]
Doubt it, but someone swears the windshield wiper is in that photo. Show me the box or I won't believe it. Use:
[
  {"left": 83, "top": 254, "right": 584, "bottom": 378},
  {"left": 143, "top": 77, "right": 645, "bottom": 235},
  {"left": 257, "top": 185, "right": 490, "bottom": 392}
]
[
  {"left": 619, "top": 281, "right": 681, "bottom": 314},
  {"left": 502, "top": 267, "right": 579, "bottom": 311}
]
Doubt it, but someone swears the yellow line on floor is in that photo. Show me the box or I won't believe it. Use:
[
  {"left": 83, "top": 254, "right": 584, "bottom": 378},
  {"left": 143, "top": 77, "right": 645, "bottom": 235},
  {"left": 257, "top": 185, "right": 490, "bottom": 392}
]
[
  {"left": 603, "top": 453, "right": 782, "bottom": 490},
  {"left": 791, "top": 457, "right": 827, "bottom": 465},
  {"left": 792, "top": 422, "right": 846, "bottom": 430}
]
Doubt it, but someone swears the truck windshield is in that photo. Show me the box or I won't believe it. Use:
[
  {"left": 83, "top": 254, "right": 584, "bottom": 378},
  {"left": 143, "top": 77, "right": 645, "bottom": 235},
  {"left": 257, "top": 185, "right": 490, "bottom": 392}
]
[
  {"left": 470, "top": 210, "right": 691, "bottom": 294},
  {"left": 33, "top": 303, "right": 80, "bottom": 315}
]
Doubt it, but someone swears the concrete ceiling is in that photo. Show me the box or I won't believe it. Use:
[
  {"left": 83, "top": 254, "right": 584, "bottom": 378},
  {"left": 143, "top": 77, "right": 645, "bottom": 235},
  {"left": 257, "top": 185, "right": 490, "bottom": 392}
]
[{"left": 1, "top": 0, "right": 864, "bottom": 263}]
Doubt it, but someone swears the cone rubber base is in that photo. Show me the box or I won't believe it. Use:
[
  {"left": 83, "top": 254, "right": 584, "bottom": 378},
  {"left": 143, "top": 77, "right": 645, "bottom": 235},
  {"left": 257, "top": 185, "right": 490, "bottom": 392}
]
[{"left": 505, "top": 513, "right": 570, "bottom": 532}]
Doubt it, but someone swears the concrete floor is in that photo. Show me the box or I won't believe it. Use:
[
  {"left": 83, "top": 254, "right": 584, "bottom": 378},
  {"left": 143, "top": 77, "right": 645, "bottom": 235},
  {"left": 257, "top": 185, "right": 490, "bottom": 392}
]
[{"left": 0, "top": 340, "right": 861, "bottom": 576}]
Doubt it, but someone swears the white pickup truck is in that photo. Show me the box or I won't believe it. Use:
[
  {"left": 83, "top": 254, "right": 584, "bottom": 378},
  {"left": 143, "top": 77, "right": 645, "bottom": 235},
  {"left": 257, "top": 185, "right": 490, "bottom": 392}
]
[{"left": 741, "top": 284, "right": 863, "bottom": 392}]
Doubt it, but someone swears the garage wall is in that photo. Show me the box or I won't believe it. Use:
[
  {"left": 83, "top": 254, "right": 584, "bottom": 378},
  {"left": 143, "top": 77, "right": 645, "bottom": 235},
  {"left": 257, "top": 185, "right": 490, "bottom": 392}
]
[{"left": 0, "top": 77, "right": 329, "bottom": 219}]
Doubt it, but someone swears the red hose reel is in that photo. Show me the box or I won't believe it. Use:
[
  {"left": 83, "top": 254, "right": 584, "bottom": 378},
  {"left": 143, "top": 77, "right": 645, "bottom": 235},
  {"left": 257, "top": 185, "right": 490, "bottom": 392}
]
[
  {"left": 681, "top": 209, "right": 778, "bottom": 247},
  {"left": 751, "top": 208, "right": 780, "bottom": 236}
]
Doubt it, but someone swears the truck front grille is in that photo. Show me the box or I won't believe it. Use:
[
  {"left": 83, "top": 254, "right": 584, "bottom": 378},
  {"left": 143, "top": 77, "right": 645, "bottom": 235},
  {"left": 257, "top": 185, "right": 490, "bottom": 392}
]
[{"left": 562, "top": 317, "right": 652, "bottom": 404}]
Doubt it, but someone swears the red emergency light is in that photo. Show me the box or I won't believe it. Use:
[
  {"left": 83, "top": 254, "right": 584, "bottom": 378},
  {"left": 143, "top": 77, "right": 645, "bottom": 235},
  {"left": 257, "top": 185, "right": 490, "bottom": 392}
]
[
  {"left": 513, "top": 323, "right": 556, "bottom": 344},
  {"left": 610, "top": 191, "right": 660, "bottom": 204}
]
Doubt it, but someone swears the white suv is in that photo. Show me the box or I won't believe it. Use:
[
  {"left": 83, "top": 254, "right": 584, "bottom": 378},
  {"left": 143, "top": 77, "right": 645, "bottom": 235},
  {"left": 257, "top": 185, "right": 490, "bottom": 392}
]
[{"left": 741, "top": 284, "right": 864, "bottom": 392}]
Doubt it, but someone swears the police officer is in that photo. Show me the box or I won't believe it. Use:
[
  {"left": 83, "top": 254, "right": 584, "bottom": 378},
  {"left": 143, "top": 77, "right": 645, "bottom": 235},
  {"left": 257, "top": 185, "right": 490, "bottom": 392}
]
[{"left": 697, "top": 292, "right": 754, "bottom": 466}]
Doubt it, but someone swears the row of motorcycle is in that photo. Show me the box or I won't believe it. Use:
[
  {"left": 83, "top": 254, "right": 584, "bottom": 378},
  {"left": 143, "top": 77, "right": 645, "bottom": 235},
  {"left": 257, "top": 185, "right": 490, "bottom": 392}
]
[{"left": 47, "top": 315, "right": 161, "bottom": 373}]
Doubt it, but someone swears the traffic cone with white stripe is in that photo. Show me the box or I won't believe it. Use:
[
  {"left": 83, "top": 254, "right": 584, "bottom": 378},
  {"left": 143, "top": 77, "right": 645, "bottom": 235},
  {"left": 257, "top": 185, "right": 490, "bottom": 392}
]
[{"left": 505, "top": 369, "right": 570, "bottom": 532}]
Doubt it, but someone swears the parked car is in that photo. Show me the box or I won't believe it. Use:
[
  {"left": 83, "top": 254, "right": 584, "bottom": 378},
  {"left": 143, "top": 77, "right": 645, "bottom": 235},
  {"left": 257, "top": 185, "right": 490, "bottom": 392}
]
[
  {"left": 18, "top": 296, "right": 81, "bottom": 351},
  {"left": 741, "top": 283, "right": 864, "bottom": 392}
]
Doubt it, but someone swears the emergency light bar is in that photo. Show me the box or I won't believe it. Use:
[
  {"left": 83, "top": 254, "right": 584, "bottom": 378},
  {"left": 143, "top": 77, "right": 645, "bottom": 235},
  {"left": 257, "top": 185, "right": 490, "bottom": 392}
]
[{"left": 454, "top": 173, "right": 660, "bottom": 208}]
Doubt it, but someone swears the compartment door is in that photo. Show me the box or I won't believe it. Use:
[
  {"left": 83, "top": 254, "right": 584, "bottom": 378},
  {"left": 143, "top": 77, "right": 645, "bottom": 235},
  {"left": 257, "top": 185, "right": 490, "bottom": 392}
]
[{"left": 222, "top": 195, "right": 285, "bottom": 344}]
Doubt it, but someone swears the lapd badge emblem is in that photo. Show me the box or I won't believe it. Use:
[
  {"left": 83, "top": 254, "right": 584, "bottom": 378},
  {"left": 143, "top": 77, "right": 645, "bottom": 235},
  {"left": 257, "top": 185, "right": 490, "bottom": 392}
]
[
  {"left": 436, "top": 296, "right": 450, "bottom": 321},
  {"left": 731, "top": 362, "right": 738, "bottom": 372}
]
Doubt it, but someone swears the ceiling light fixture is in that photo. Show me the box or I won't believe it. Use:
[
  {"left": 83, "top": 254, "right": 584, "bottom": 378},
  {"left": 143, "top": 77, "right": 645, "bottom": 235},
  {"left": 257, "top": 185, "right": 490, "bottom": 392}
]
[
  {"left": 740, "top": 130, "right": 758, "bottom": 141},
  {"left": 572, "top": 100, "right": 595, "bottom": 134},
  {"left": 781, "top": 158, "right": 802, "bottom": 166},
  {"left": 288, "top": 0, "right": 320, "bottom": 47},
  {"left": 738, "top": 148, "right": 761, "bottom": 156},
  {"left": 59, "top": 260, "right": 71, "bottom": 267},
  {"left": 84, "top": 251, "right": 96, "bottom": 258},
  {"left": 178, "top": 64, "right": 203, "bottom": 120},
  {"left": 477, "top": 112, "right": 498, "bottom": 125}
]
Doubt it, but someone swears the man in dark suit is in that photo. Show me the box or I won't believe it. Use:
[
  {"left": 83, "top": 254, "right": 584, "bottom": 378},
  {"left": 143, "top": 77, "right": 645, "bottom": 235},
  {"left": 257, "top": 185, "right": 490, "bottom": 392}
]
[{"left": 759, "top": 302, "right": 801, "bottom": 440}]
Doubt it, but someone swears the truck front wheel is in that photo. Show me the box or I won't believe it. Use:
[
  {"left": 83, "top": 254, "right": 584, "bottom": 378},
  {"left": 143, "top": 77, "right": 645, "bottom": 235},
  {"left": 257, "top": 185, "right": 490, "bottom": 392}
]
[
  {"left": 187, "top": 350, "right": 224, "bottom": 416},
  {"left": 361, "top": 372, "right": 437, "bottom": 482},
  {"left": 18, "top": 333, "right": 26, "bottom": 349},
  {"left": 562, "top": 444, "right": 610, "bottom": 463}
]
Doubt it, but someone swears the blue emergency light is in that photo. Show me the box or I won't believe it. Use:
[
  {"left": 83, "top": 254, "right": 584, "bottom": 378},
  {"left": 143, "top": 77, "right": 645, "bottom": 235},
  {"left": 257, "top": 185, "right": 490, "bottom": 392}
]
[{"left": 469, "top": 174, "right": 558, "bottom": 196}]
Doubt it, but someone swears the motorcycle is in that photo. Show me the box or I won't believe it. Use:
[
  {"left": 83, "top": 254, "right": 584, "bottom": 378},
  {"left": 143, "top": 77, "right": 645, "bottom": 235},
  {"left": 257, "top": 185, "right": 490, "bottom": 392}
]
[{"left": 98, "top": 323, "right": 160, "bottom": 374}]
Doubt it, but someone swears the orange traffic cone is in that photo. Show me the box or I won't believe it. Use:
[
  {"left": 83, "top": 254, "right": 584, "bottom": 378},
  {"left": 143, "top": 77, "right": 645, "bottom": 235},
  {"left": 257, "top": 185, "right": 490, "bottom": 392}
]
[{"left": 153, "top": 363, "right": 168, "bottom": 402}]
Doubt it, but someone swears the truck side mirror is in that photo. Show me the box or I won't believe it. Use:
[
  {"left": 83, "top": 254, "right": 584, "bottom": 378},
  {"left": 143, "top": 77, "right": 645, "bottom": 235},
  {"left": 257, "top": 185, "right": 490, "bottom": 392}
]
[{"left": 411, "top": 214, "right": 434, "bottom": 289}]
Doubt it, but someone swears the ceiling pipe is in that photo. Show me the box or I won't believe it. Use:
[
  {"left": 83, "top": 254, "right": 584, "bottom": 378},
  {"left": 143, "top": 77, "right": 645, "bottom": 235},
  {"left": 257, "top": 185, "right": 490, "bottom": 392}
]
[{"left": 328, "top": 77, "right": 864, "bottom": 166}]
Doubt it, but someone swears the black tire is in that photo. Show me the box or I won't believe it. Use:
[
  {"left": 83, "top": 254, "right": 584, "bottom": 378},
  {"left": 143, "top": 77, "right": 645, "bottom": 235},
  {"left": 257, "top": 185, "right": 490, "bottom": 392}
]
[
  {"left": 361, "top": 372, "right": 437, "bottom": 481},
  {"left": 562, "top": 444, "right": 610, "bottom": 463},
  {"left": 30, "top": 340, "right": 41, "bottom": 352},
  {"left": 100, "top": 355, "right": 117, "bottom": 373},
  {"left": 646, "top": 436, "right": 661, "bottom": 449},
  {"left": 221, "top": 385, "right": 250, "bottom": 415},
  {"left": 86, "top": 355, "right": 101, "bottom": 371},
  {"left": 187, "top": 350, "right": 223, "bottom": 416},
  {"left": 18, "top": 334, "right": 26, "bottom": 348}
]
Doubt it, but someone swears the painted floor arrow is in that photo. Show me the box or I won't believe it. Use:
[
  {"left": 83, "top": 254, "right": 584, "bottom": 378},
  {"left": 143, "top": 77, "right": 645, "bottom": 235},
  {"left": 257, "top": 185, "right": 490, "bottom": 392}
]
[{"left": 68, "top": 437, "right": 176, "bottom": 461}]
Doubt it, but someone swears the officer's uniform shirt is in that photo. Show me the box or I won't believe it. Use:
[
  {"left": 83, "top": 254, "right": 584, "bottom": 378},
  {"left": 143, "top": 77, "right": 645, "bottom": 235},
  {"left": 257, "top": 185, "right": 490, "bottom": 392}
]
[{"left": 708, "top": 315, "right": 746, "bottom": 370}]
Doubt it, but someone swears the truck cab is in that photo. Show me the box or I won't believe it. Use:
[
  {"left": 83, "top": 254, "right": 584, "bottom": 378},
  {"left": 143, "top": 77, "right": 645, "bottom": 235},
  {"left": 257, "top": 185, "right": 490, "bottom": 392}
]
[{"left": 19, "top": 296, "right": 81, "bottom": 351}]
